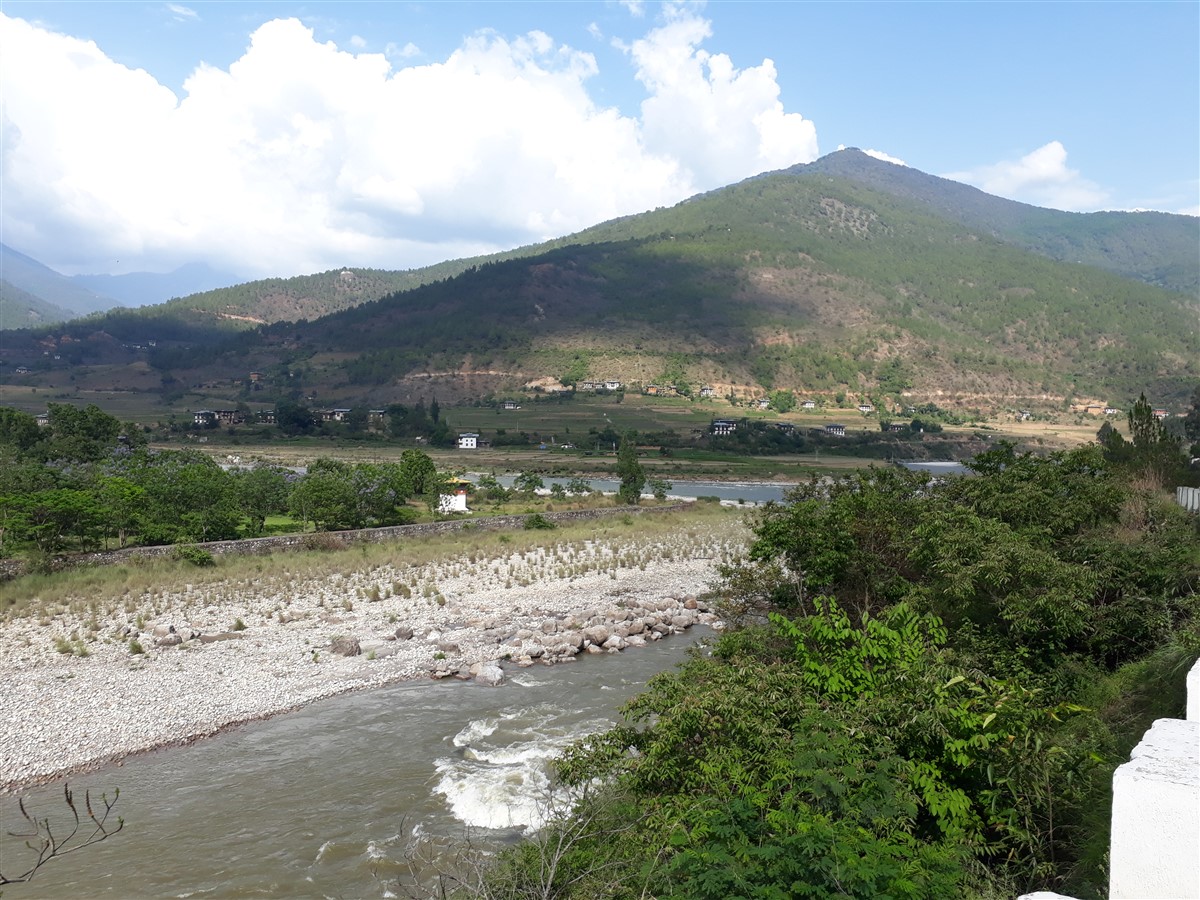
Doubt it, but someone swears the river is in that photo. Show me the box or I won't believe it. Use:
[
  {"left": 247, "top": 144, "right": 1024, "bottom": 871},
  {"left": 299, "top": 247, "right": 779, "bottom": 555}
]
[{"left": 3, "top": 629, "right": 713, "bottom": 899}]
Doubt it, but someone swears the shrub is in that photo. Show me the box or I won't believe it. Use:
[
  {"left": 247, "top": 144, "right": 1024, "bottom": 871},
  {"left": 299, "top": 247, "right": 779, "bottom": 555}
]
[
  {"left": 128, "top": 639, "right": 144, "bottom": 655},
  {"left": 524, "top": 513, "right": 557, "bottom": 530},
  {"left": 173, "top": 545, "right": 215, "bottom": 567},
  {"left": 232, "top": 617, "right": 246, "bottom": 631}
]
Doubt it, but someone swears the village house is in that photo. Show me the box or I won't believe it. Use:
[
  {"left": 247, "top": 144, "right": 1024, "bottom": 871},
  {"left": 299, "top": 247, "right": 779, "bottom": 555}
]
[
  {"left": 1104, "top": 407, "right": 1121, "bottom": 416},
  {"left": 756, "top": 398, "right": 770, "bottom": 410},
  {"left": 1154, "top": 408, "right": 1169, "bottom": 420},
  {"left": 603, "top": 379, "right": 623, "bottom": 391},
  {"left": 824, "top": 423, "right": 847, "bottom": 437},
  {"left": 457, "top": 432, "right": 479, "bottom": 450},
  {"left": 699, "top": 386, "right": 715, "bottom": 398},
  {"left": 801, "top": 400, "right": 817, "bottom": 409},
  {"left": 775, "top": 422, "right": 795, "bottom": 434},
  {"left": 193, "top": 410, "right": 217, "bottom": 426},
  {"left": 858, "top": 404, "right": 874, "bottom": 413},
  {"left": 502, "top": 400, "right": 520, "bottom": 410},
  {"left": 886, "top": 422, "right": 909, "bottom": 432},
  {"left": 711, "top": 419, "right": 737, "bottom": 436}
]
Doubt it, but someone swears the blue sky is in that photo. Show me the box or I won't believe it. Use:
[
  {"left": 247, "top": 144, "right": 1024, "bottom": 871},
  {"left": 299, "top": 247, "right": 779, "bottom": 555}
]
[{"left": 1, "top": 1, "right": 1196, "bottom": 279}]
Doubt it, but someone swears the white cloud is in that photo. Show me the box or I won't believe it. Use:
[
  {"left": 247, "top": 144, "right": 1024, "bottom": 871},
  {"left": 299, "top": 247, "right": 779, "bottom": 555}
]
[
  {"left": 348, "top": 34, "right": 367, "bottom": 50},
  {"left": 166, "top": 4, "right": 198, "bottom": 22},
  {"left": 625, "top": 7, "right": 818, "bottom": 188},
  {"left": 864, "top": 148, "right": 906, "bottom": 167},
  {"left": 619, "top": 1, "right": 647, "bottom": 17},
  {"left": 385, "top": 41, "right": 421, "bottom": 61},
  {"left": 943, "top": 141, "right": 1108, "bottom": 211},
  {"left": 0, "top": 11, "right": 818, "bottom": 278}
]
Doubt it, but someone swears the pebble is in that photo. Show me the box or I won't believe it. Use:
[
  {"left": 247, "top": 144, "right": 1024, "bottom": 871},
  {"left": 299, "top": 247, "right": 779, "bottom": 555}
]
[{"left": 0, "top": 524, "right": 739, "bottom": 792}]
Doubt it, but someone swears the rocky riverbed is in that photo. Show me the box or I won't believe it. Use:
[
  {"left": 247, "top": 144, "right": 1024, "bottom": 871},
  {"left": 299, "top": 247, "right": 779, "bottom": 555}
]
[{"left": 1, "top": 521, "right": 742, "bottom": 792}]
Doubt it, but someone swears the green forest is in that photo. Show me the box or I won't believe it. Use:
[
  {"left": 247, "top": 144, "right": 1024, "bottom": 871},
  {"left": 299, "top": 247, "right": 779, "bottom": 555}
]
[{"left": 469, "top": 415, "right": 1200, "bottom": 899}]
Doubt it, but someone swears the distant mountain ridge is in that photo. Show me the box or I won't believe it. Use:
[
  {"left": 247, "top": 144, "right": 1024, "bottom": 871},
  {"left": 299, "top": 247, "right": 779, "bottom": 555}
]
[
  {"left": 2, "top": 150, "right": 1197, "bottom": 409},
  {"left": 787, "top": 149, "right": 1199, "bottom": 294}
]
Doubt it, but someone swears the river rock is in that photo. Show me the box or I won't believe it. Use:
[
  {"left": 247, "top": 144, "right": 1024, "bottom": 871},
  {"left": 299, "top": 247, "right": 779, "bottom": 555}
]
[
  {"left": 155, "top": 633, "right": 182, "bottom": 648},
  {"left": 602, "top": 635, "right": 626, "bottom": 651},
  {"left": 584, "top": 625, "right": 610, "bottom": 646},
  {"left": 540, "top": 619, "right": 557, "bottom": 634},
  {"left": 330, "top": 636, "right": 361, "bottom": 657},
  {"left": 472, "top": 663, "right": 505, "bottom": 687},
  {"left": 683, "top": 596, "right": 699, "bottom": 610},
  {"left": 394, "top": 625, "right": 414, "bottom": 641}
]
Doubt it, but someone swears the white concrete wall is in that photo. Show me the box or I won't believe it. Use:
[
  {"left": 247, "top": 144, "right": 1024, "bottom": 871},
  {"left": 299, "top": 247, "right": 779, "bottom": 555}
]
[{"left": 1108, "top": 659, "right": 1200, "bottom": 900}]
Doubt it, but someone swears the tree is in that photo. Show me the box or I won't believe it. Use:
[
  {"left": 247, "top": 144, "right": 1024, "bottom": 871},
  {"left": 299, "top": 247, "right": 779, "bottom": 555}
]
[
  {"left": 769, "top": 389, "right": 795, "bottom": 413},
  {"left": 1183, "top": 382, "right": 1200, "bottom": 457},
  {"left": 234, "top": 464, "right": 291, "bottom": 537},
  {"left": 513, "top": 472, "right": 544, "bottom": 495},
  {"left": 616, "top": 433, "right": 645, "bottom": 505}
]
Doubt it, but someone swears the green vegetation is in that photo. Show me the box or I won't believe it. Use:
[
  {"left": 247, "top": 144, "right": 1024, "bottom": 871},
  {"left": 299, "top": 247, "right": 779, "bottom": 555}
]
[
  {"left": 616, "top": 433, "right": 646, "bottom": 504},
  {"left": 479, "top": 443, "right": 1200, "bottom": 899}
]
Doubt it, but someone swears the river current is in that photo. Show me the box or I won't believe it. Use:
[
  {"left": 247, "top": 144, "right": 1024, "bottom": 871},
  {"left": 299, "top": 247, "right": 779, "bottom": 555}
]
[{"left": 5, "top": 629, "right": 712, "bottom": 898}]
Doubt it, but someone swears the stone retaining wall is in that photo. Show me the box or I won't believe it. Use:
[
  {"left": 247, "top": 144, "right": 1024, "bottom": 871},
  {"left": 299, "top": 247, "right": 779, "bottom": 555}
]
[{"left": 0, "top": 503, "right": 692, "bottom": 580}]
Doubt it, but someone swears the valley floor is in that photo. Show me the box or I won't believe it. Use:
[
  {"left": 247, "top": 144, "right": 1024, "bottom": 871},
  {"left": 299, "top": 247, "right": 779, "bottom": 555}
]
[{"left": 0, "top": 512, "right": 744, "bottom": 793}]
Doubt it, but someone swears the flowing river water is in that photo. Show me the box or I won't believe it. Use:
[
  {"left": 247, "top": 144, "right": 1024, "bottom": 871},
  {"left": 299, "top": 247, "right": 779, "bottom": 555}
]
[{"left": 4, "top": 629, "right": 713, "bottom": 899}]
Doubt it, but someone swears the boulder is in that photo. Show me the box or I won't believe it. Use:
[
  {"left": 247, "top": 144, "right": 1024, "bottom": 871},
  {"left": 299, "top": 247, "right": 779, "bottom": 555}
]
[
  {"left": 330, "top": 636, "right": 361, "bottom": 657},
  {"left": 683, "top": 596, "right": 699, "bottom": 610},
  {"left": 394, "top": 625, "right": 414, "bottom": 641},
  {"left": 152, "top": 624, "right": 176, "bottom": 638},
  {"left": 155, "top": 633, "right": 182, "bottom": 648},
  {"left": 437, "top": 641, "right": 461, "bottom": 654},
  {"left": 473, "top": 664, "right": 505, "bottom": 687},
  {"left": 583, "top": 625, "right": 611, "bottom": 646},
  {"left": 602, "top": 635, "right": 627, "bottom": 651},
  {"left": 625, "top": 634, "right": 647, "bottom": 648},
  {"left": 540, "top": 619, "right": 558, "bottom": 634}
]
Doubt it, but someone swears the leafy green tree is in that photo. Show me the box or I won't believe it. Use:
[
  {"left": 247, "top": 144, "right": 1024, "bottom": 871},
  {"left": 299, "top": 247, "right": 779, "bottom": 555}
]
[
  {"left": 0, "top": 408, "right": 44, "bottom": 454},
  {"left": 513, "top": 472, "right": 545, "bottom": 495},
  {"left": 768, "top": 389, "right": 795, "bottom": 413},
  {"left": 397, "top": 449, "right": 437, "bottom": 496},
  {"left": 275, "top": 400, "right": 315, "bottom": 436},
  {"left": 616, "top": 433, "right": 645, "bottom": 504},
  {"left": 96, "top": 475, "right": 146, "bottom": 548},
  {"left": 233, "top": 464, "right": 291, "bottom": 536},
  {"left": 43, "top": 404, "right": 122, "bottom": 462}
]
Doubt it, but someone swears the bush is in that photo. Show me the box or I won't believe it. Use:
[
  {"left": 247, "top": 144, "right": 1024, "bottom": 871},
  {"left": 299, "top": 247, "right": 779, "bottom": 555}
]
[
  {"left": 524, "top": 513, "right": 557, "bottom": 530},
  {"left": 128, "top": 639, "right": 144, "bottom": 655},
  {"left": 173, "top": 545, "right": 215, "bottom": 567}
]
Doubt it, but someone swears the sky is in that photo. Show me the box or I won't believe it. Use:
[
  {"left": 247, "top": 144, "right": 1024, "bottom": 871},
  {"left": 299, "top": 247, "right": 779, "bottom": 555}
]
[{"left": 1, "top": 0, "right": 1197, "bottom": 280}]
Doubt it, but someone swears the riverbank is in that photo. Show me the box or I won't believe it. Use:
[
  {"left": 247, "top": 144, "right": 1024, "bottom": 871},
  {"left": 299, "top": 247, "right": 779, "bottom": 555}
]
[{"left": 0, "top": 508, "right": 745, "bottom": 793}]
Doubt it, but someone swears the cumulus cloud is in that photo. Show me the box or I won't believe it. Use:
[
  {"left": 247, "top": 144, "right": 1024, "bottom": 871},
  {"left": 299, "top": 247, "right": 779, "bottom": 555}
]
[
  {"left": 626, "top": 7, "right": 818, "bottom": 188},
  {"left": 0, "top": 10, "right": 819, "bottom": 278},
  {"left": 943, "top": 141, "right": 1109, "bottom": 211}
]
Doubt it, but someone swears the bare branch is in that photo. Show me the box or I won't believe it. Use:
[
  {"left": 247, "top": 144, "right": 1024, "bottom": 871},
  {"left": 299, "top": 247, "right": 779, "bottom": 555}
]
[{"left": 0, "top": 784, "right": 124, "bottom": 886}]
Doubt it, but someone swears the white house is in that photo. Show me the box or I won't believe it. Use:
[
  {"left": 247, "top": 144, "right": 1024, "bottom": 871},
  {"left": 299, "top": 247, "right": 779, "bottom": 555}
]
[
  {"left": 802, "top": 400, "right": 817, "bottom": 409},
  {"left": 712, "top": 419, "right": 737, "bottom": 436},
  {"left": 824, "top": 423, "right": 847, "bottom": 436},
  {"left": 457, "top": 432, "right": 479, "bottom": 449},
  {"left": 603, "top": 379, "right": 623, "bottom": 391}
]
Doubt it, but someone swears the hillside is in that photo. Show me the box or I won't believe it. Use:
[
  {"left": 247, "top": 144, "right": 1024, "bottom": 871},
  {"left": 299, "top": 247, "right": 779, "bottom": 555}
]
[
  {"left": 0, "top": 243, "right": 118, "bottom": 321},
  {"left": 0, "top": 279, "right": 76, "bottom": 327},
  {"left": 2, "top": 151, "right": 1197, "bottom": 411},
  {"left": 790, "top": 150, "right": 1199, "bottom": 294}
]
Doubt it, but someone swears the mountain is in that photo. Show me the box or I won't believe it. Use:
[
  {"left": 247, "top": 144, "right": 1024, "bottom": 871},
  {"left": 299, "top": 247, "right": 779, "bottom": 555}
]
[
  {"left": 3, "top": 150, "right": 1198, "bottom": 410},
  {"left": 786, "top": 150, "right": 1199, "bottom": 294},
  {"left": 0, "top": 279, "right": 76, "bottom": 327},
  {"left": 70, "top": 262, "right": 241, "bottom": 308},
  {"left": 0, "top": 243, "right": 119, "bottom": 321}
]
